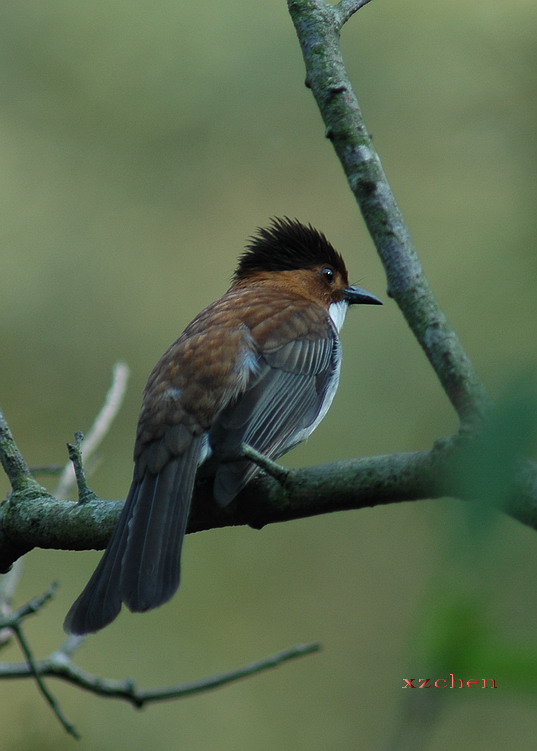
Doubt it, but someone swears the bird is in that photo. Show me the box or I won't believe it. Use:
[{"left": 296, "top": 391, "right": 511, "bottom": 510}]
[{"left": 64, "top": 217, "right": 382, "bottom": 635}]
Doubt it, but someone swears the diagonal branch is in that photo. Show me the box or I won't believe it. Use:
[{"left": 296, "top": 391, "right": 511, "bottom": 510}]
[{"left": 287, "top": 0, "right": 490, "bottom": 426}]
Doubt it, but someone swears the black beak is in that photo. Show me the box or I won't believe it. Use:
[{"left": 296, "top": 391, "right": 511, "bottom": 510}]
[{"left": 344, "top": 285, "right": 383, "bottom": 306}]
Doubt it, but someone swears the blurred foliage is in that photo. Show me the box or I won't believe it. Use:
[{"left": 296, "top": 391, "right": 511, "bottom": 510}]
[
  {"left": 453, "top": 376, "right": 537, "bottom": 535},
  {"left": 1, "top": 1, "right": 537, "bottom": 749}
]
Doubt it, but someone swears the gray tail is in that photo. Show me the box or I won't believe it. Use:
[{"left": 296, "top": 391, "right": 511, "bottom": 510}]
[{"left": 64, "top": 441, "right": 201, "bottom": 635}]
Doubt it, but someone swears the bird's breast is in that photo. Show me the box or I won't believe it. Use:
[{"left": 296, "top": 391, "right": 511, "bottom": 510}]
[{"left": 328, "top": 300, "right": 349, "bottom": 333}]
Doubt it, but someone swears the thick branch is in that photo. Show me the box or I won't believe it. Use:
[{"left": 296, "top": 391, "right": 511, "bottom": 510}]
[
  {"left": 0, "top": 449, "right": 438, "bottom": 571},
  {"left": 287, "top": 0, "right": 490, "bottom": 425},
  {"left": 2, "top": 417, "right": 537, "bottom": 573}
]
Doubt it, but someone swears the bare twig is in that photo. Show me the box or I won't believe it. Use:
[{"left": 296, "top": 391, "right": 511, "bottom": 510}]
[
  {"left": 0, "top": 635, "right": 319, "bottom": 708},
  {"left": 55, "top": 362, "right": 129, "bottom": 499},
  {"left": 0, "top": 560, "right": 23, "bottom": 609},
  {"left": 241, "top": 443, "right": 290, "bottom": 485},
  {"left": 66, "top": 432, "right": 97, "bottom": 504},
  {"left": 0, "top": 560, "right": 24, "bottom": 648},
  {"left": 336, "top": 0, "right": 373, "bottom": 27},
  {"left": 0, "top": 408, "right": 41, "bottom": 494},
  {"left": 0, "top": 583, "right": 79, "bottom": 737},
  {"left": 1, "top": 581, "right": 58, "bottom": 626},
  {"left": 0, "top": 577, "right": 319, "bottom": 734},
  {"left": 29, "top": 465, "right": 64, "bottom": 475},
  {"left": 11, "top": 624, "right": 80, "bottom": 738}
]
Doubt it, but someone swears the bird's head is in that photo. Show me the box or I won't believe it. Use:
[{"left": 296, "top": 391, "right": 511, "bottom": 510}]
[{"left": 233, "top": 217, "right": 382, "bottom": 314}]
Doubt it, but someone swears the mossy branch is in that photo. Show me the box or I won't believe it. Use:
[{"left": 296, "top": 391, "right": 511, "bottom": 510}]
[
  {"left": 2, "top": 411, "right": 537, "bottom": 574},
  {"left": 288, "top": 0, "right": 490, "bottom": 425}
]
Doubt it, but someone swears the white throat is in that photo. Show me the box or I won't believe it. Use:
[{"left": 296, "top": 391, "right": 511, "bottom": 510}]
[{"left": 329, "top": 300, "right": 349, "bottom": 332}]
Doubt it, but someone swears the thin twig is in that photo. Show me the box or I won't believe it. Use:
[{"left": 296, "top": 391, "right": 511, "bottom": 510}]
[
  {"left": 0, "top": 641, "right": 321, "bottom": 708},
  {"left": 0, "top": 583, "right": 320, "bottom": 724},
  {"left": 0, "top": 560, "right": 23, "bottom": 609},
  {"left": 0, "top": 583, "right": 79, "bottom": 737},
  {"left": 336, "top": 0, "right": 373, "bottom": 27},
  {"left": 11, "top": 624, "right": 80, "bottom": 738},
  {"left": 67, "top": 432, "right": 97, "bottom": 503},
  {"left": 29, "top": 465, "right": 64, "bottom": 475},
  {"left": 0, "top": 560, "right": 24, "bottom": 648},
  {"left": 0, "top": 408, "right": 38, "bottom": 493},
  {"left": 242, "top": 444, "right": 290, "bottom": 485},
  {"left": 55, "top": 362, "right": 129, "bottom": 499},
  {"left": 1, "top": 582, "right": 58, "bottom": 627},
  {"left": 0, "top": 582, "right": 59, "bottom": 654}
]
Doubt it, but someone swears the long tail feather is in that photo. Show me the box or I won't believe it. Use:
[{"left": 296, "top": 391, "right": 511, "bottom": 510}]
[
  {"left": 120, "top": 441, "right": 201, "bottom": 612},
  {"left": 64, "top": 439, "right": 201, "bottom": 635},
  {"left": 63, "top": 484, "right": 137, "bottom": 635}
]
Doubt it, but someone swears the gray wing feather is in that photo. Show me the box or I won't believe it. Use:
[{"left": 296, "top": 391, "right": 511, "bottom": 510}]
[
  {"left": 262, "top": 336, "right": 333, "bottom": 373},
  {"left": 211, "top": 334, "right": 338, "bottom": 505}
]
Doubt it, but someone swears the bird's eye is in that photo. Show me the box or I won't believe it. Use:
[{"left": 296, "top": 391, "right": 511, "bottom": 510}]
[{"left": 321, "top": 266, "right": 335, "bottom": 284}]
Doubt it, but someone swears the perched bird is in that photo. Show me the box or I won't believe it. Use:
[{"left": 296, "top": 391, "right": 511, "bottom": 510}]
[{"left": 65, "top": 217, "right": 381, "bottom": 635}]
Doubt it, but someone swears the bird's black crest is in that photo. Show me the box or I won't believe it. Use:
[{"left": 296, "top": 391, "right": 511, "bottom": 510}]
[{"left": 234, "top": 217, "right": 347, "bottom": 281}]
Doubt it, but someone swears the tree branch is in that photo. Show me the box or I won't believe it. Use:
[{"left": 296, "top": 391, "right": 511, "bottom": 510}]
[
  {"left": 0, "top": 581, "right": 319, "bottom": 735},
  {"left": 1, "top": 406, "right": 435, "bottom": 570},
  {"left": 288, "top": 0, "right": 490, "bottom": 426},
  {"left": 0, "top": 638, "right": 320, "bottom": 707},
  {"left": 55, "top": 361, "right": 129, "bottom": 499},
  {"left": 336, "top": 0, "right": 374, "bottom": 27},
  {"left": 0, "top": 408, "right": 44, "bottom": 496},
  {"left": 0, "top": 583, "right": 80, "bottom": 737},
  {"left": 2, "top": 412, "right": 537, "bottom": 574}
]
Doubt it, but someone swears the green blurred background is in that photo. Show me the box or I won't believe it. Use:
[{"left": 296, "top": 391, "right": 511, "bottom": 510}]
[{"left": 1, "top": 0, "right": 537, "bottom": 748}]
